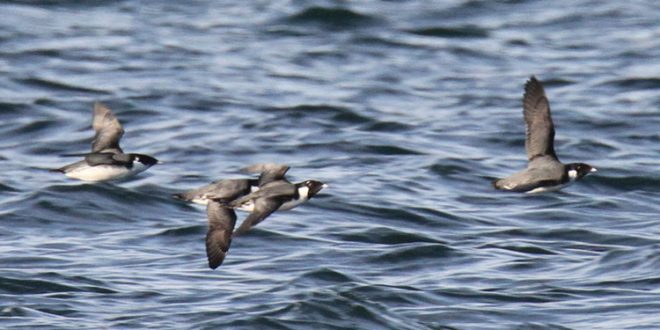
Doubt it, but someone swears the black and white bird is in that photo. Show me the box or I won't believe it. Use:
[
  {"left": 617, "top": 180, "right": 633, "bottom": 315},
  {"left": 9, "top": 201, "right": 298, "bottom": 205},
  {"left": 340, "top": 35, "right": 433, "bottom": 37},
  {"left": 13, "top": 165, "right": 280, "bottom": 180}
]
[
  {"left": 205, "top": 201, "right": 237, "bottom": 269},
  {"left": 173, "top": 163, "right": 290, "bottom": 205},
  {"left": 493, "top": 76, "right": 597, "bottom": 193},
  {"left": 219, "top": 179, "right": 327, "bottom": 235},
  {"left": 51, "top": 102, "right": 158, "bottom": 182}
]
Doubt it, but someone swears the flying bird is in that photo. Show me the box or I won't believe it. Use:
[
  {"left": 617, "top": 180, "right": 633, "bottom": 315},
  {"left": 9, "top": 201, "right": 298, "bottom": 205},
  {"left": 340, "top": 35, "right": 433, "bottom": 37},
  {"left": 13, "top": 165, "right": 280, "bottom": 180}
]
[
  {"left": 51, "top": 102, "right": 158, "bottom": 181},
  {"left": 493, "top": 76, "right": 596, "bottom": 193},
  {"left": 221, "top": 179, "right": 327, "bottom": 234}
]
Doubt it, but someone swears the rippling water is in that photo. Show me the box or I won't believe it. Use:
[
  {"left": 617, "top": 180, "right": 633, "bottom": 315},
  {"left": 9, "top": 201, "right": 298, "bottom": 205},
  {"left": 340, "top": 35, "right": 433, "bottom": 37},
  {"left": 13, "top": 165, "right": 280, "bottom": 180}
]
[{"left": 1, "top": 1, "right": 660, "bottom": 329}]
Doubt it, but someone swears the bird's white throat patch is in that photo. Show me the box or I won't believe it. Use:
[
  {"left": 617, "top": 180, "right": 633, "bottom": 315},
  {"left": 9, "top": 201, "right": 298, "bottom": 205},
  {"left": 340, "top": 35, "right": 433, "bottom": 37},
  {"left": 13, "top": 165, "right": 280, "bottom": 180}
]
[
  {"left": 297, "top": 186, "right": 310, "bottom": 199},
  {"left": 277, "top": 186, "right": 310, "bottom": 211},
  {"left": 568, "top": 169, "right": 578, "bottom": 181},
  {"left": 132, "top": 160, "right": 149, "bottom": 173}
]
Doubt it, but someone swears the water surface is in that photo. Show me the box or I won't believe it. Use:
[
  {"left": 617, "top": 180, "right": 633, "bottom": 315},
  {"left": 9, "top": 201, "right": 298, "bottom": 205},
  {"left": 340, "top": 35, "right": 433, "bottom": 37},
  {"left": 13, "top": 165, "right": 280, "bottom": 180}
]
[{"left": 1, "top": 1, "right": 659, "bottom": 329}]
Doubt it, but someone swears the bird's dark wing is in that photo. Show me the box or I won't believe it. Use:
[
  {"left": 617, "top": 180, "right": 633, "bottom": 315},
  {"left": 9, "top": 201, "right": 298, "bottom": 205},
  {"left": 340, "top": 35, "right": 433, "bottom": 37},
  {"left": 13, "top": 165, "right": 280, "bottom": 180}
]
[
  {"left": 240, "top": 163, "right": 290, "bottom": 187},
  {"left": 205, "top": 202, "right": 237, "bottom": 269},
  {"left": 91, "top": 102, "right": 124, "bottom": 153},
  {"left": 228, "top": 180, "right": 296, "bottom": 208},
  {"left": 523, "top": 76, "right": 558, "bottom": 161},
  {"left": 84, "top": 152, "right": 131, "bottom": 166},
  {"left": 234, "top": 197, "right": 283, "bottom": 235}
]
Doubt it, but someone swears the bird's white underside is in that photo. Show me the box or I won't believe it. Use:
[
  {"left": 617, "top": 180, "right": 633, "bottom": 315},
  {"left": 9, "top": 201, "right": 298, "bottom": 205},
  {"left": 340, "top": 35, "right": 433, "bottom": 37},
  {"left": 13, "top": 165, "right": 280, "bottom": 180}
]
[
  {"left": 525, "top": 182, "right": 574, "bottom": 194},
  {"left": 64, "top": 162, "right": 148, "bottom": 182}
]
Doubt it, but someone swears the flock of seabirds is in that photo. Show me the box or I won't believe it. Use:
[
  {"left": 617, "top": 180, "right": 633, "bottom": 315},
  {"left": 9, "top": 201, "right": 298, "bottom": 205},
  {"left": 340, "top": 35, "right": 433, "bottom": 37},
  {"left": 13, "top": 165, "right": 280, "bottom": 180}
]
[{"left": 50, "top": 76, "right": 597, "bottom": 269}]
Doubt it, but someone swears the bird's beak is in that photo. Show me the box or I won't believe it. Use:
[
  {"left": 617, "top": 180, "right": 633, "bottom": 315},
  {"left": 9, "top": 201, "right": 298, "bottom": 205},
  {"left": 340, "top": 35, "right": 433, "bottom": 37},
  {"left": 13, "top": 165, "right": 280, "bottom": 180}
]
[
  {"left": 590, "top": 167, "right": 597, "bottom": 173},
  {"left": 322, "top": 184, "right": 328, "bottom": 189},
  {"left": 157, "top": 160, "right": 165, "bottom": 165}
]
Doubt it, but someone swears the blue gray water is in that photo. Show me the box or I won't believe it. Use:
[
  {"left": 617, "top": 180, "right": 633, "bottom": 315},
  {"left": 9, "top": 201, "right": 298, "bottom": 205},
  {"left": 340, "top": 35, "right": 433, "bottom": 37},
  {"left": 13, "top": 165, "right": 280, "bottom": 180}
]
[{"left": 1, "top": 1, "right": 660, "bottom": 329}]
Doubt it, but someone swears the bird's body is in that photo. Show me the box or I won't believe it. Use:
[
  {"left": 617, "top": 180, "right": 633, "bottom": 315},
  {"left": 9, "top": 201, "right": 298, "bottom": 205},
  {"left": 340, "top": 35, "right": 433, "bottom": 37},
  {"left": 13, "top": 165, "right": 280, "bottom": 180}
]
[
  {"left": 231, "top": 180, "right": 311, "bottom": 212},
  {"left": 493, "top": 76, "right": 596, "bottom": 193},
  {"left": 174, "top": 178, "right": 258, "bottom": 205},
  {"left": 173, "top": 163, "right": 289, "bottom": 205},
  {"left": 494, "top": 156, "right": 575, "bottom": 193},
  {"left": 57, "top": 159, "right": 150, "bottom": 182}
]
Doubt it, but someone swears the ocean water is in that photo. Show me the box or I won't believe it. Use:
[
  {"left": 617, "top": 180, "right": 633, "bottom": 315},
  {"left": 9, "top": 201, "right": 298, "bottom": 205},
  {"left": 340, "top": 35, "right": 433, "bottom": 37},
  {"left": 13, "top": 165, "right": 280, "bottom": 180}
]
[{"left": 1, "top": 1, "right": 659, "bottom": 329}]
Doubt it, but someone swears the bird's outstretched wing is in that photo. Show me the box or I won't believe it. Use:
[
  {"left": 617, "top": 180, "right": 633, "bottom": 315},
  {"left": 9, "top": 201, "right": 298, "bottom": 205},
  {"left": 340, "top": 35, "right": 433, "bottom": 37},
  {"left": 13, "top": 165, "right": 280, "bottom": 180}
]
[
  {"left": 91, "top": 102, "right": 124, "bottom": 154},
  {"left": 205, "top": 201, "right": 237, "bottom": 269},
  {"left": 240, "top": 163, "right": 290, "bottom": 186},
  {"left": 233, "top": 197, "right": 283, "bottom": 235},
  {"left": 523, "top": 76, "right": 557, "bottom": 162}
]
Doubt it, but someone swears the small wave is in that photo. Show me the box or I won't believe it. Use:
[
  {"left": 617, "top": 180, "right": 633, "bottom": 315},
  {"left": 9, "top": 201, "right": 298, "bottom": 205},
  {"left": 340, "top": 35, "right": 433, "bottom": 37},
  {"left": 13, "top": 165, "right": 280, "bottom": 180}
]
[
  {"left": 9, "top": 119, "right": 60, "bottom": 137},
  {"left": 0, "top": 276, "right": 83, "bottom": 294},
  {"left": 362, "top": 121, "right": 413, "bottom": 132},
  {"left": 0, "top": 102, "right": 24, "bottom": 118},
  {"left": 9, "top": 183, "right": 176, "bottom": 228},
  {"left": 334, "top": 202, "right": 437, "bottom": 226},
  {"left": 0, "top": 182, "right": 19, "bottom": 193},
  {"left": 479, "top": 242, "right": 558, "bottom": 255},
  {"left": 232, "top": 286, "right": 419, "bottom": 330},
  {"left": 348, "top": 35, "right": 424, "bottom": 49},
  {"left": 539, "top": 77, "right": 576, "bottom": 87},
  {"left": 592, "top": 175, "right": 660, "bottom": 192},
  {"left": 283, "top": 7, "right": 381, "bottom": 30},
  {"left": 363, "top": 144, "right": 424, "bottom": 155},
  {"left": 1, "top": 0, "right": 113, "bottom": 7},
  {"left": 291, "top": 267, "right": 357, "bottom": 286},
  {"left": 603, "top": 78, "right": 660, "bottom": 91},
  {"left": 0, "top": 305, "right": 76, "bottom": 321},
  {"left": 151, "top": 224, "right": 203, "bottom": 238},
  {"left": 406, "top": 26, "right": 489, "bottom": 38},
  {"left": 371, "top": 243, "right": 455, "bottom": 263},
  {"left": 338, "top": 226, "right": 442, "bottom": 245},
  {"left": 429, "top": 163, "right": 469, "bottom": 177},
  {"left": 17, "top": 77, "right": 109, "bottom": 94},
  {"left": 259, "top": 104, "right": 373, "bottom": 125},
  {"left": 488, "top": 228, "right": 656, "bottom": 247}
]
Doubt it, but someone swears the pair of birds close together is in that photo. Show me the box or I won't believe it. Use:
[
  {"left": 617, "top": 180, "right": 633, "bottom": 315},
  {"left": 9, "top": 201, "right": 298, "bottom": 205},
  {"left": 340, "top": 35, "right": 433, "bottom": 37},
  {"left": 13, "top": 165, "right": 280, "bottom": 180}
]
[
  {"left": 51, "top": 76, "right": 597, "bottom": 268},
  {"left": 172, "top": 164, "right": 326, "bottom": 269}
]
